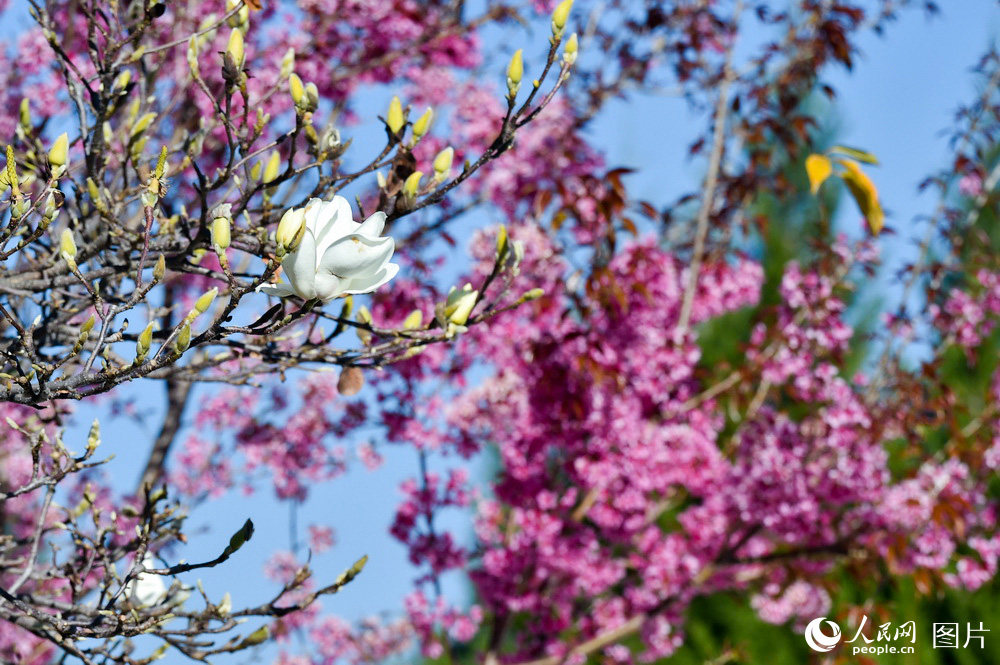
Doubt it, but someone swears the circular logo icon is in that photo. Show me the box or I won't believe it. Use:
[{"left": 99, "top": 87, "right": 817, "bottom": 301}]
[{"left": 804, "top": 617, "right": 842, "bottom": 652}]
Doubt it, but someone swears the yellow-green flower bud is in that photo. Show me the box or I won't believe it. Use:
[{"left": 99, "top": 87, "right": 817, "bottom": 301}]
[
  {"left": 432, "top": 147, "right": 453, "bottom": 182},
  {"left": 496, "top": 224, "right": 508, "bottom": 260},
  {"left": 113, "top": 70, "right": 132, "bottom": 92},
  {"left": 81, "top": 314, "right": 96, "bottom": 335},
  {"left": 280, "top": 48, "right": 295, "bottom": 80},
  {"left": 262, "top": 150, "right": 281, "bottom": 185},
  {"left": 289, "top": 72, "right": 304, "bottom": 104},
  {"left": 276, "top": 207, "right": 307, "bottom": 252},
  {"left": 153, "top": 254, "right": 166, "bottom": 281},
  {"left": 521, "top": 288, "right": 545, "bottom": 301},
  {"left": 403, "top": 171, "right": 423, "bottom": 198},
  {"left": 18, "top": 98, "right": 30, "bottom": 132},
  {"left": 212, "top": 215, "right": 231, "bottom": 251},
  {"left": 187, "top": 36, "right": 200, "bottom": 77},
  {"left": 194, "top": 287, "right": 218, "bottom": 314},
  {"left": 132, "top": 112, "right": 157, "bottom": 137},
  {"left": 174, "top": 324, "right": 192, "bottom": 354},
  {"left": 552, "top": 0, "right": 573, "bottom": 36},
  {"left": 304, "top": 82, "right": 319, "bottom": 111},
  {"left": 226, "top": 28, "right": 245, "bottom": 69},
  {"left": 137, "top": 321, "right": 155, "bottom": 359},
  {"left": 86, "top": 419, "right": 101, "bottom": 453},
  {"left": 402, "top": 309, "right": 423, "bottom": 330},
  {"left": 507, "top": 49, "right": 524, "bottom": 97},
  {"left": 49, "top": 132, "right": 69, "bottom": 167},
  {"left": 386, "top": 95, "right": 405, "bottom": 135},
  {"left": 563, "top": 32, "right": 578, "bottom": 65},
  {"left": 411, "top": 107, "right": 433, "bottom": 141},
  {"left": 445, "top": 283, "right": 479, "bottom": 325},
  {"left": 59, "top": 228, "right": 77, "bottom": 265}
]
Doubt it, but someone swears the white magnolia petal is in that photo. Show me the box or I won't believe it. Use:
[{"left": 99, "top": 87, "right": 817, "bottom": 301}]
[
  {"left": 314, "top": 197, "right": 357, "bottom": 256},
  {"left": 302, "top": 198, "right": 325, "bottom": 231},
  {"left": 313, "top": 272, "right": 345, "bottom": 302},
  {"left": 356, "top": 211, "right": 386, "bottom": 238},
  {"left": 256, "top": 282, "right": 296, "bottom": 298},
  {"left": 319, "top": 234, "right": 395, "bottom": 280},
  {"left": 342, "top": 262, "right": 400, "bottom": 295},
  {"left": 284, "top": 229, "right": 319, "bottom": 300}
]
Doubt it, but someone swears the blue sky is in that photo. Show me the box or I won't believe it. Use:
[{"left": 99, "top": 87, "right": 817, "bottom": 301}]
[{"left": 6, "top": 1, "right": 1000, "bottom": 663}]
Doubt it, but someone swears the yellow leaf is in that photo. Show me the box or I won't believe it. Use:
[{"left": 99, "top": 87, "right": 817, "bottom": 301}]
[
  {"left": 838, "top": 159, "right": 884, "bottom": 235},
  {"left": 805, "top": 154, "right": 833, "bottom": 195}
]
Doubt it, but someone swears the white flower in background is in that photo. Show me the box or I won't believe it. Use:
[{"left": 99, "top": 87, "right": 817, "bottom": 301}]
[
  {"left": 125, "top": 554, "right": 167, "bottom": 607},
  {"left": 260, "top": 196, "right": 399, "bottom": 302}
]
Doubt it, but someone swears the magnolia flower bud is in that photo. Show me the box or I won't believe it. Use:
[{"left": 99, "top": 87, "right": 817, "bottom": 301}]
[
  {"left": 280, "top": 48, "right": 295, "bottom": 80},
  {"left": 433, "top": 147, "right": 454, "bottom": 182},
  {"left": 49, "top": 132, "right": 69, "bottom": 167},
  {"left": 276, "top": 207, "right": 307, "bottom": 252},
  {"left": 262, "top": 150, "right": 281, "bottom": 185},
  {"left": 289, "top": 73, "right": 304, "bottom": 105},
  {"left": 137, "top": 321, "right": 155, "bottom": 359},
  {"left": 563, "top": 32, "right": 579, "bottom": 66},
  {"left": 386, "top": 96, "right": 405, "bottom": 135},
  {"left": 411, "top": 107, "right": 433, "bottom": 141},
  {"left": 521, "top": 288, "right": 545, "bottom": 301},
  {"left": 212, "top": 215, "right": 231, "bottom": 251},
  {"left": 445, "top": 283, "right": 479, "bottom": 326},
  {"left": 114, "top": 69, "right": 131, "bottom": 92},
  {"left": 132, "top": 112, "right": 157, "bottom": 137},
  {"left": 18, "top": 98, "right": 30, "bottom": 132},
  {"left": 86, "top": 419, "right": 101, "bottom": 453},
  {"left": 174, "top": 324, "right": 192, "bottom": 354},
  {"left": 304, "top": 82, "right": 319, "bottom": 112},
  {"left": 217, "top": 592, "right": 232, "bottom": 616},
  {"left": 403, "top": 171, "right": 423, "bottom": 198},
  {"left": 194, "top": 287, "right": 218, "bottom": 314},
  {"left": 496, "top": 224, "right": 509, "bottom": 260},
  {"left": 153, "top": 254, "right": 166, "bottom": 281},
  {"left": 59, "top": 228, "right": 77, "bottom": 267},
  {"left": 187, "top": 36, "right": 200, "bottom": 77},
  {"left": 507, "top": 50, "right": 524, "bottom": 97},
  {"left": 226, "top": 28, "right": 245, "bottom": 69},
  {"left": 403, "top": 309, "right": 423, "bottom": 330},
  {"left": 552, "top": 0, "right": 573, "bottom": 36}
]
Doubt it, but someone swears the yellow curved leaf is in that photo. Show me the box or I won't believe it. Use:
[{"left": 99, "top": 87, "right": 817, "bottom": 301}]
[
  {"left": 805, "top": 154, "right": 833, "bottom": 195},
  {"left": 838, "top": 159, "right": 884, "bottom": 235}
]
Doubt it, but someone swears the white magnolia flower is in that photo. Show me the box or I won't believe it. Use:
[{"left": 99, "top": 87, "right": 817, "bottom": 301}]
[
  {"left": 260, "top": 196, "right": 399, "bottom": 302},
  {"left": 125, "top": 554, "right": 167, "bottom": 607}
]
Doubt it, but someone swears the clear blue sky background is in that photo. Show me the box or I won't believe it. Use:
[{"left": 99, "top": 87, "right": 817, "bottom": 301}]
[{"left": 4, "top": 1, "right": 1000, "bottom": 662}]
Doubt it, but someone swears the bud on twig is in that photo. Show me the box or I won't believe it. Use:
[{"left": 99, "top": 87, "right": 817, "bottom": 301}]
[
  {"left": 60, "top": 228, "right": 78, "bottom": 269},
  {"left": 433, "top": 147, "right": 454, "bottom": 183},
  {"left": 49, "top": 132, "right": 69, "bottom": 169},
  {"left": 386, "top": 95, "right": 405, "bottom": 136},
  {"left": 551, "top": 0, "right": 573, "bottom": 38},
  {"left": 563, "top": 32, "right": 579, "bottom": 66},
  {"left": 411, "top": 107, "right": 433, "bottom": 144},
  {"left": 507, "top": 50, "right": 524, "bottom": 99},
  {"left": 276, "top": 207, "right": 307, "bottom": 255}
]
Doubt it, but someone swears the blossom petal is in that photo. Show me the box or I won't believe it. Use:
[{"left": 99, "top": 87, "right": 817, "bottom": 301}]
[
  {"left": 284, "top": 228, "right": 318, "bottom": 300},
  {"left": 319, "top": 234, "right": 395, "bottom": 280},
  {"left": 342, "top": 262, "right": 400, "bottom": 295},
  {"left": 355, "top": 211, "right": 386, "bottom": 238},
  {"left": 256, "top": 282, "right": 296, "bottom": 298},
  {"left": 313, "top": 197, "right": 356, "bottom": 256},
  {"left": 313, "top": 272, "right": 345, "bottom": 302}
]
